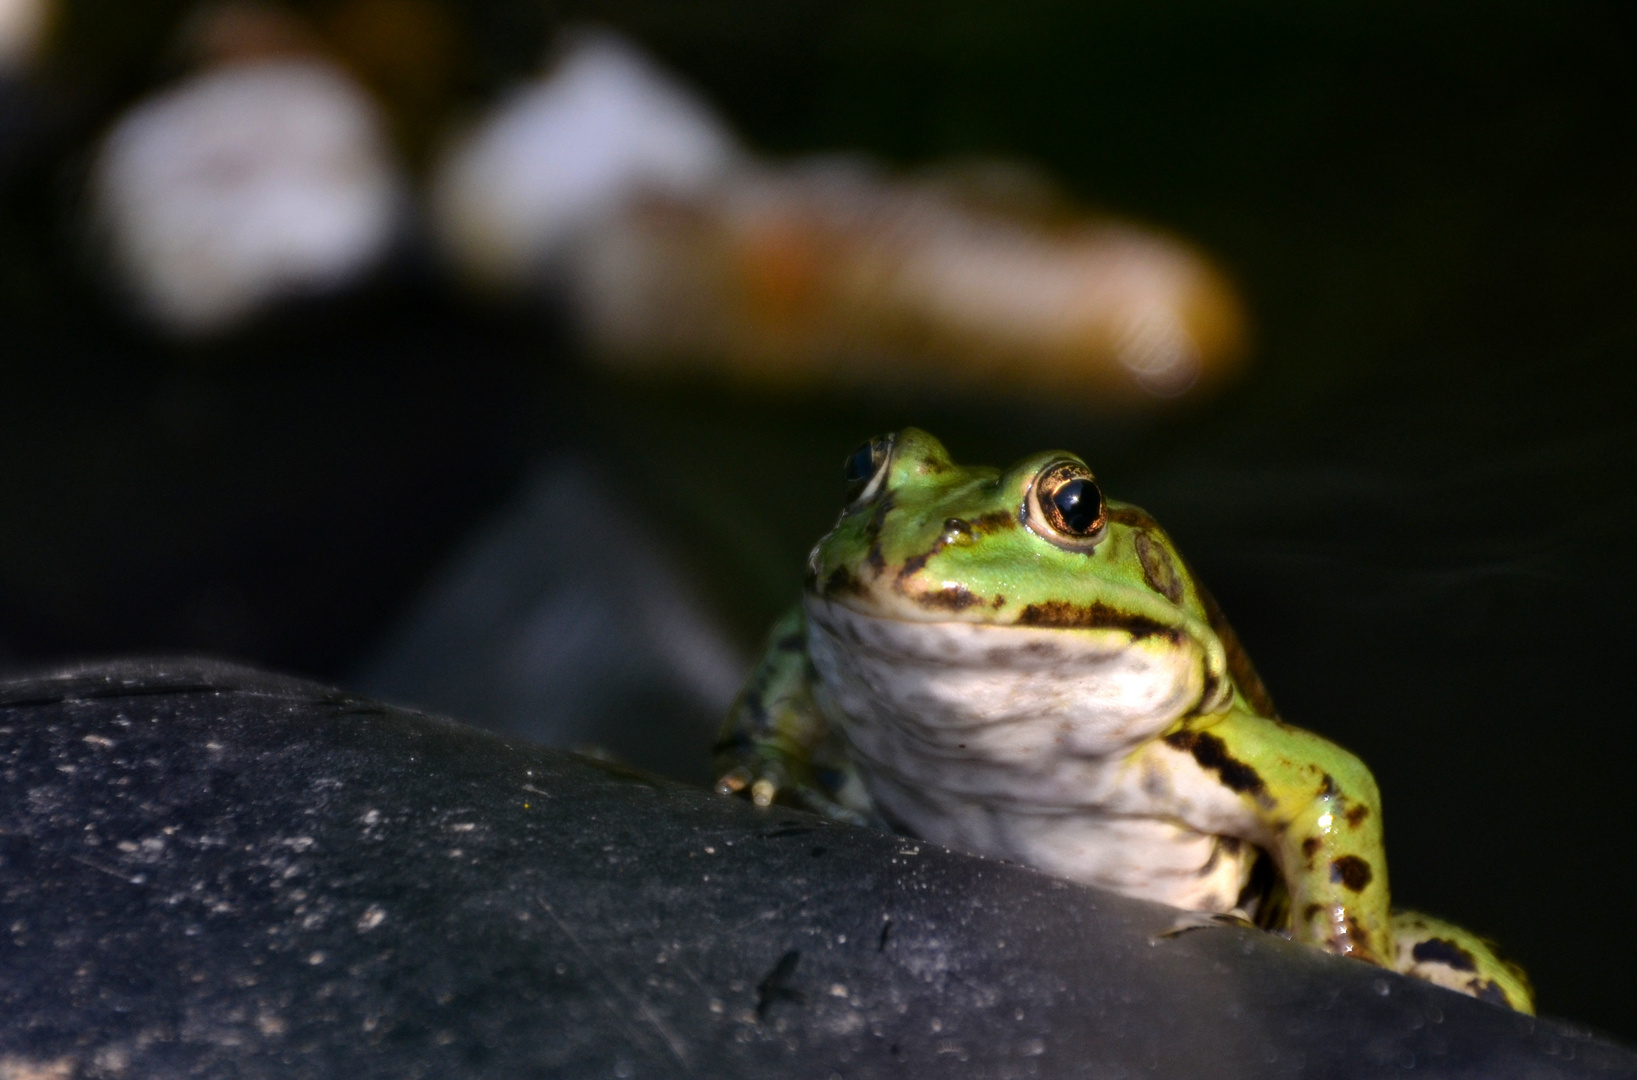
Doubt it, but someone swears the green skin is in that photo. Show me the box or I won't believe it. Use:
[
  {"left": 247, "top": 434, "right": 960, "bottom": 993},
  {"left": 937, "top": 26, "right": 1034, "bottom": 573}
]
[{"left": 717, "top": 429, "right": 1533, "bottom": 1013}]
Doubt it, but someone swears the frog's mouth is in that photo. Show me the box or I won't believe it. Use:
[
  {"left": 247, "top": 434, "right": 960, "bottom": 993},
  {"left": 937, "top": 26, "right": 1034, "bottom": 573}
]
[
  {"left": 803, "top": 594, "right": 1228, "bottom": 753},
  {"left": 812, "top": 559, "right": 1188, "bottom": 628}
]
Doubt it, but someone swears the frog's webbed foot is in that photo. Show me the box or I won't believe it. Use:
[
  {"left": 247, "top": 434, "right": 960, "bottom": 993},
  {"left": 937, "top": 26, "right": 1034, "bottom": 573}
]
[{"left": 1392, "top": 911, "right": 1535, "bottom": 1014}]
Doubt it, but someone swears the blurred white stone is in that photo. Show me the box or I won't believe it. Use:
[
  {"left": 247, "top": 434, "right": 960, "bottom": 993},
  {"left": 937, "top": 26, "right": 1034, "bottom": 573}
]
[
  {"left": 0, "top": 0, "right": 50, "bottom": 76},
  {"left": 430, "top": 29, "right": 740, "bottom": 289},
  {"left": 90, "top": 57, "right": 406, "bottom": 336},
  {"left": 427, "top": 27, "right": 1246, "bottom": 403},
  {"left": 575, "top": 163, "right": 1247, "bottom": 401}
]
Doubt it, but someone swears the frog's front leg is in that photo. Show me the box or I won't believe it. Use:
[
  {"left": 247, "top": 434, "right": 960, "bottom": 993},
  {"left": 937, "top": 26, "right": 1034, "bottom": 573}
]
[
  {"left": 1150, "top": 708, "right": 1395, "bottom": 968},
  {"left": 714, "top": 605, "right": 872, "bottom": 823}
]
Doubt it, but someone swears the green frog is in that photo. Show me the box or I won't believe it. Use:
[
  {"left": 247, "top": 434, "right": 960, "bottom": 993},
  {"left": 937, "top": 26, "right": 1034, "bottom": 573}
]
[{"left": 716, "top": 429, "right": 1532, "bottom": 1012}]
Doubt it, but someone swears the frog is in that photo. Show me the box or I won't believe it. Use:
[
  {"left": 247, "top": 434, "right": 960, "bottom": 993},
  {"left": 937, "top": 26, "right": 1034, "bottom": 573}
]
[{"left": 715, "top": 428, "right": 1533, "bottom": 1013}]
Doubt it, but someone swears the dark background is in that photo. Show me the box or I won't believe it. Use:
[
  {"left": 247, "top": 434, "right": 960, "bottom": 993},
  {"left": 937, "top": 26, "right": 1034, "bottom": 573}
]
[{"left": 2, "top": 0, "right": 1634, "bottom": 1040}]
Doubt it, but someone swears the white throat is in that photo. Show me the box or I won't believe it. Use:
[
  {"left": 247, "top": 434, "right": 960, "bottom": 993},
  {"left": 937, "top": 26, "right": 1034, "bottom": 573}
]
[
  {"left": 804, "top": 594, "right": 1205, "bottom": 776},
  {"left": 802, "top": 594, "right": 1251, "bottom": 912}
]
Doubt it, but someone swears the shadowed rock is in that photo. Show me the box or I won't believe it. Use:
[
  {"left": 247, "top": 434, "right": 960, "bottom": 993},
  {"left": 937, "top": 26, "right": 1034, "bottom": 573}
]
[{"left": 0, "top": 660, "right": 1628, "bottom": 1079}]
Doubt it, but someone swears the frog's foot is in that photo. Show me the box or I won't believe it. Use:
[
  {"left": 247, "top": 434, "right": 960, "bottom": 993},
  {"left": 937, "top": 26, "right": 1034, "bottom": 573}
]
[
  {"left": 714, "top": 757, "right": 872, "bottom": 826},
  {"left": 1151, "top": 908, "right": 1255, "bottom": 944},
  {"left": 1392, "top": 910, "right": 1535, "bottom": 1014},
  {"left": 714, "top": 763, "right": 780, "bottom": 807}
]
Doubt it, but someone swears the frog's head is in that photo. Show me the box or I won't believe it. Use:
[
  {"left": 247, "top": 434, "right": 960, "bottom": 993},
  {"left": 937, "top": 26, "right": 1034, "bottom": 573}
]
[{"left": 804, "top": 429, "right": 1249, "bottom": 728}]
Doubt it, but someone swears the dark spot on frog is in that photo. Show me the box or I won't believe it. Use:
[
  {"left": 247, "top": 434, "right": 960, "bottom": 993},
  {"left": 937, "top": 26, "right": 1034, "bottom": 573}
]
[
  {"left": 878, "top": 920, "right": 892, "bottom": 951},
  {"left": 1346, "top": 804, "right": 1370, "bottom": 827},
  {"left": 971, "top": 510, "right": 1016, "bottom": 534},
  {"left": 1164, "top": 730, "right": 1267, "bottom": 797},
  {"left": 1017, "top": 600, "right": 1178, "bottom": 640},
  {"left": 755, "top": 949, "right": 805, "bottom": 1020},
  {"left": 919, "top": 585, "right": 978, "bottom": 611},
  {"left": 867, "top": 543, "right": 885, "bottom": 572},
  {"left": 1135, "top": 532, "right": 1185, "bottom": 604},
  {"left": 823, "top": 566, "right": 868, "bottom": 598},
  {"left": 1218, "top": 836, "right": 1243, "bottom": 855},
  {"left": 1302, "top": 837, "right": 1321, "bottom": 862},
  {"left": 1302, "top": 903, "right": 1323, "bottom": 925},
  {"left": 1474, "top": 980, "right": 1512, "bottom": 1007},
  {"left": 990, "top": 594, "right": 1005, "bottom": 608},
  {"left": 1317, "top": 774, "right": 1338, "bottom": 799},
  {"left": 1330, "top": 855, "right": 1373, "bottom": 892},
  {"left": 1344, "top": 915, "right": 1375, "bottom": 955},
  {"left": 1412, "top": 937, "right": 1478, "bottom": 972}
]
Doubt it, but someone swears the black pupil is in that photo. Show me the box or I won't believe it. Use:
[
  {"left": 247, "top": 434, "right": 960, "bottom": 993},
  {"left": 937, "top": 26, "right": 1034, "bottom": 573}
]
[
  {"left": 1051, "top": 478, "right": 1103, "bottom": 534},
  {"left": 845, "top": 442, "right": 882, "bottom": 484}
]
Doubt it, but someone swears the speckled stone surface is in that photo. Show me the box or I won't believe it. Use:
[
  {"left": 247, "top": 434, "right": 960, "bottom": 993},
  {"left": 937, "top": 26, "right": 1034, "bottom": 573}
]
[{"left": 0, "top": 660, "right": 1630, "bottom": 1079}]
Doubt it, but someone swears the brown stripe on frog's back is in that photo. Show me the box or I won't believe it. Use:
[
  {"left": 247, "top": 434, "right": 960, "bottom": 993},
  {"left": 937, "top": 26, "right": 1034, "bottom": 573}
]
[{"left": 1195, "top": 581, "right": 1279, "bottom": 719}]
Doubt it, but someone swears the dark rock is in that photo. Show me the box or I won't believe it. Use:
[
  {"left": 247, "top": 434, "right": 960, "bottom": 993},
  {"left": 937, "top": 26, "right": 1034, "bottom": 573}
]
[{"left": 0, "top": 659, "right": 1629, "bottom": 1079}]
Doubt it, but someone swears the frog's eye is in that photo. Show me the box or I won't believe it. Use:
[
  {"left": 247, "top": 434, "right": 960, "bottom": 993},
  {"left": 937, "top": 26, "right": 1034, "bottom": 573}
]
[
  {"left": 843, "top": 434, "right": 894, "bottom": 504},
  {"left": 1029, "top": 460, "right": 1107, "bottom": 549}
]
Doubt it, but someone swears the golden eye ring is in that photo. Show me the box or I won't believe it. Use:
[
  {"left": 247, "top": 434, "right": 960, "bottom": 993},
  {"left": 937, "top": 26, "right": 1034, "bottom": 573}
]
[{"left": 1026, "top": 459, "right": 1107, "bottom": 551}]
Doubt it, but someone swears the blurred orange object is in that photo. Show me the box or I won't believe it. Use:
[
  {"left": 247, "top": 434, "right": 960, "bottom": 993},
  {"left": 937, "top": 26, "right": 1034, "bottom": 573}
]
[
  {"left": 434, "top": 29, "right": 1249, "bottom": 403},
  {"left": 574, "top": 162, "right": 1248, "bottom": 400}
]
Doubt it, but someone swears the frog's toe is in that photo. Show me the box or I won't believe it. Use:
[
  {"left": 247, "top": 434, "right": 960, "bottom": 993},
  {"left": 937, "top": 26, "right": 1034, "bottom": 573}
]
[
  {"left": 714, "top": 765, "right": 755, "bottom": 797},
  {"left": 714, "top": 761, "right": 787, "bottom": 807},
  {"left": 1392, "top": 911, "right": 1535, "bottom": 1014},
  {"left": 1151, "top": 909, "right": 1251, "bottom": 943}
]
